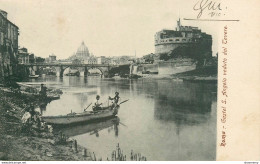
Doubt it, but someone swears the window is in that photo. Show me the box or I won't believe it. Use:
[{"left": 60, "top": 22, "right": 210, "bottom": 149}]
[
  {"left": 169, "top": 39, "right": 173, "bottom": 41},
  {"left": 176, "top": 39, "right": 180, "bottom": 41}
]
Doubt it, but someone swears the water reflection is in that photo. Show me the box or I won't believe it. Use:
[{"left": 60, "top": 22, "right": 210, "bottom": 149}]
[{"left": 154, "top": 81, "right": 215, "bottom": 124}]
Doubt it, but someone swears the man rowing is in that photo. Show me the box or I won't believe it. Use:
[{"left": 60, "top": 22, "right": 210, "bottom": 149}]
[
  {"left": 109, "top": 92, "right": 120, "bottom": 107},
  {"left": 92, "top": 95, "right": 103, "bottom": 111}
]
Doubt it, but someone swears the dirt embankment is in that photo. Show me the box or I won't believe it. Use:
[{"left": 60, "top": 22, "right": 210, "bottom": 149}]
[
  {"left": 0, "top": 86, "right": 147, "bottom": 161},
  {"left": 0, "top": 88, "right": 92, "bottom": 161}
]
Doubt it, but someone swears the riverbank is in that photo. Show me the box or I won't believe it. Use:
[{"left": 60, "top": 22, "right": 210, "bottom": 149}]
[
  {"left": 0, "top": 85, "right": 147, "bottom": 161},
  {"left": 0, "top": 87, "right": 92, "bottom": 161},
  {"left": 172, "top": 65, "right": 217, "bottom": 82}
]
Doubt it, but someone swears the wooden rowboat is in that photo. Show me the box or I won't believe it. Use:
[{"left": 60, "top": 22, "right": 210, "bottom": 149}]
[
  {"left": 41, "top": 105, "right": 120, "bottom": 125},
  {"left": 55, "top": 116, "right": 120, "bottom": 137}
]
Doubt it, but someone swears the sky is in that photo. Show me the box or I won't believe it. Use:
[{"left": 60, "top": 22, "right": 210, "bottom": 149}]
[{"left": 1, "top": 0, "right": 219, "bottom": 59}]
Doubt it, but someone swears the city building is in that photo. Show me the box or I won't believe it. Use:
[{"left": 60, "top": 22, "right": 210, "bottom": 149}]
[
  {"left": 110, "top": 58, "right": 120, "bottom": 65},
  {"left": 29, "top": 54, "right": 35, "bottom": 63},
  {"left": 45, "top": 54, "right": 57, "bottom": 63},
  {"left": 97, "top": 56, "right": 110, "bottom": 64},
  {"left": 86, "top": 56, "right": 97, "bottom": 64},
  {"left": 49, "top": 54, "right": 56, "bottom": 62},
  {"left": 17, "top": 47, "right": 29, "bottom": 64},
  {"left": 0, "top": 9, "right": 19, "bottom": 79},
  {"left": 154, "top": 18, "right": 212, "bottom": 57}
]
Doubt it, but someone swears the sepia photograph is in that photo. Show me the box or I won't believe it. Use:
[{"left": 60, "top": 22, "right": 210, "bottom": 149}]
[{"left": 1, "top": 0, "right": 248, "bottom": 162}]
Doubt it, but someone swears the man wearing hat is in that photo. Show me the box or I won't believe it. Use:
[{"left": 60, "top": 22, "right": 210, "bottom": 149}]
[
  {"left": 109, "top": 92, "right": 120, "bottom": 107},
  {"left": 93, "top": 95, "right": 102, "bottom": 111}
]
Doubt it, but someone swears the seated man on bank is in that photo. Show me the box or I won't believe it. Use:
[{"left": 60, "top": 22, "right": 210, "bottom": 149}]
[{"left": 92, "top": 95, "right": 103, "bottom": 111}]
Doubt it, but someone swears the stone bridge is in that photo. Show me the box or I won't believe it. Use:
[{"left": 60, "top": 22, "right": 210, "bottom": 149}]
[{"left": 21, "top": 63, "right": 119, "bottom": 77}]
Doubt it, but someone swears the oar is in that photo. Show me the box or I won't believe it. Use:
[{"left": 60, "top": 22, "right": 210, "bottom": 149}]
[
  {"left": 119, "top": 99, "right": 129, "bottom": 105},
  {"left": 119, "top": 121, "right": 127, "bottom": 127},
  {"left": 84, "top": 103, "right": 92, "bottom": 111}
]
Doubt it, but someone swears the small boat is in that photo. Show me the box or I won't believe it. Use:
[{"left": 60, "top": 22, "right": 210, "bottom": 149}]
[
  {"left": 55, "top": 116, "right": 120, "bottom": 137},
  {"left": 29, "top": 74, "right": 40, "bottom": 78},
  {"left": 18, "top": 90, "right": 60, "bottom": 100},
  {"left": 16, "top": 82, "right": 61, "bottom": 101},
  {"left": 1, "top": 88, "right": 60, "bottom": 101},
  {"left": 41, "top": 105, "right": 120, "bottom": 125}
]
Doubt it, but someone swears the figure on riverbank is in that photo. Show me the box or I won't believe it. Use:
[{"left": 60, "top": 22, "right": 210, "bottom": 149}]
[
  {"left": 93, "top": 95, "right": 102, "bottom": 111},
  {"left": 22, "top": 103, "right": 39, "bottom": 130},
  {"left": 109, "top": 92, "right": 120, "bottom": 107},
  {"left": 39, "top": 84, "right": 47, "bottom": 98}
]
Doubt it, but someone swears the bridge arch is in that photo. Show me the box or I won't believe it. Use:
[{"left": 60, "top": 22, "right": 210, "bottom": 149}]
[
  {"left": 62, "top": 66, "right": 81, "bottom": 76},
  {"left": 36, "top": 66, "right": 56, "bottom": 75},
  {"left": 87, "top": 67, "right": 104, "bottom": 76}
]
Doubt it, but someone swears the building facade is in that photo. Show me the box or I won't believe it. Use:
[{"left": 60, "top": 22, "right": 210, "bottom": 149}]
[
  {"left": 86, "top": 57, "right": 97, "bottom": 64},
  {"left": 17, "top": 47, "right": 29, "bottom": 64},
  {"left": 154, "top": 19, "right": 212, "bottom": 57},
  {"left": 45, "top": 54, "right": 57, "bottom": 63},
  {"left": 0, "top": 9, "right": 19, "bottom": 80},
  {"left": 49, "top": 54, "right": 56, "bottom": 62}
]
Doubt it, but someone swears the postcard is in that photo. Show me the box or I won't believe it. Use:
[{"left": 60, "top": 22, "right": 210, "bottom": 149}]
[{"left": 0, "top": 0, "right": 259, "bottom": 162}]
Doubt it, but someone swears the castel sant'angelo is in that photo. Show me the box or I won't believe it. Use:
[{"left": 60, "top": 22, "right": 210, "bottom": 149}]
[{"left": 154, "top": 19, "right": 212, "bottom": 58}]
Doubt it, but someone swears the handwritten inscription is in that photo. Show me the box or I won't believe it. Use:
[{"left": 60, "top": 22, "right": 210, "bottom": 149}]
[
  {"left": 220, "top": 25, "right": 228, "bottom": 147},
  {"left": 193, "top": 0, "right": 224, "bottom": 19}
]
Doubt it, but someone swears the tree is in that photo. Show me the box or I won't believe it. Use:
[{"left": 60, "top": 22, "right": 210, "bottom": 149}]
[
  {"left": 72, "top": 59, "right": 82, "bottom": 65},
  {"left": 35, "top": 57, "right": 45, "bottom": 63}
]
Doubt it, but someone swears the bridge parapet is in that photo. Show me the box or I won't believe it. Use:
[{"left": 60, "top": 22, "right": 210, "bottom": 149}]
[
  {"left": 22, "top": 63, "right": 114, "bottom": 67},
  {"left": 20, "top": 63, "right": 130, "bottom": 77}
]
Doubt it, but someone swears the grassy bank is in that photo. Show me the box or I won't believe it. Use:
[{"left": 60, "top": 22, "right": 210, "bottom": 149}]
[
  {"left": 0, "top": 87, "right": 92, "bottom": 161},
  {"left": 0, "top": 86, "right": 147, "bottom": 161}
]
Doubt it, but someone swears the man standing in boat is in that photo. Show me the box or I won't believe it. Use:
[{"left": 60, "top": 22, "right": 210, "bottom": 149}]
[
  {"left": 109, "top": 92, "right": 120, "bottom": 107},
  {"left": 93, "top": 95, "right": 102, "bottom": 111}
]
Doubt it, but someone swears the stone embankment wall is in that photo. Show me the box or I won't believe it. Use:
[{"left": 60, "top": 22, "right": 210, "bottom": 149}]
[{"left": 130, "top": 61, "right": 197, "bottom": 75}]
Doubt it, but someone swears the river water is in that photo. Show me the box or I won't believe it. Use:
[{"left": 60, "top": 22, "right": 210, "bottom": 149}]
[{"left": 25, "top": 76, "right": 217, "bottom": 161}]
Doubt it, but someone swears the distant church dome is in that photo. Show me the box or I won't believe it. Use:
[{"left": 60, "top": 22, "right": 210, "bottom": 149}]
[{"left": 75, "top": 41, "right": 90, "bottom": 59}]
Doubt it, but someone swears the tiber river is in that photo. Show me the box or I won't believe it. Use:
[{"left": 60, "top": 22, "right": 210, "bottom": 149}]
[{"left": 25, "top": 76, "right": 217, "bottom": 161}]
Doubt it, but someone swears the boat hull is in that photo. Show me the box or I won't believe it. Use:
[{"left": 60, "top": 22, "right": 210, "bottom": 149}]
[
  {"left": 41, "top": 106, "right": 119, "bottom": 125},
  {"left": 56, "top": 116, "right": 120, "bottom": 137}
]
